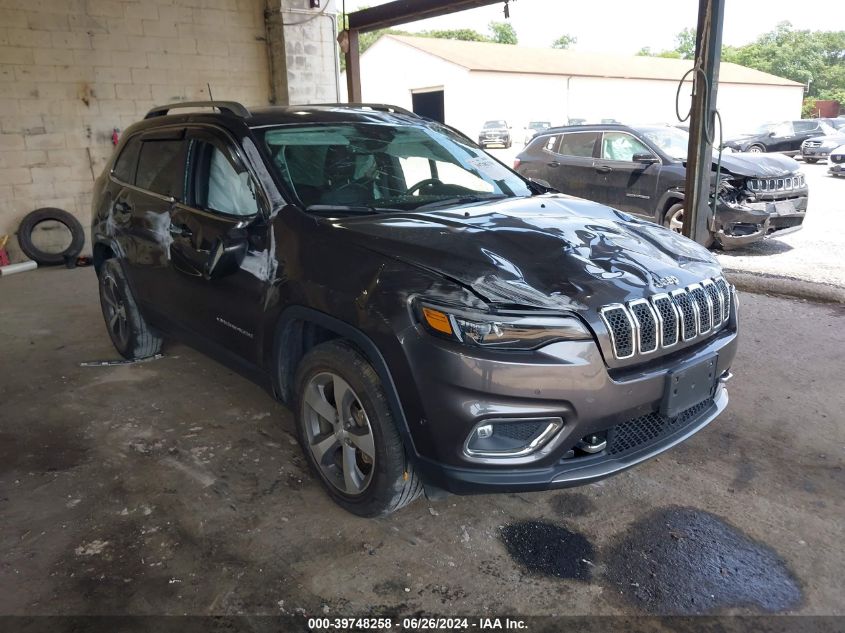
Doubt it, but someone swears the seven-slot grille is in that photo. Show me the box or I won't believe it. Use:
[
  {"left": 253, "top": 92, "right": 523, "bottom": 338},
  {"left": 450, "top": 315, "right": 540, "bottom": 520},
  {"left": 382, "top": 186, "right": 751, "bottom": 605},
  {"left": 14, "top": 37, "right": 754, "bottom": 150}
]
[
  {"left": 746, "top": 175, "right": 805, "bottom": 192},
  {"left": 600, "top": 277, "right": 732, "bottom": 360}
]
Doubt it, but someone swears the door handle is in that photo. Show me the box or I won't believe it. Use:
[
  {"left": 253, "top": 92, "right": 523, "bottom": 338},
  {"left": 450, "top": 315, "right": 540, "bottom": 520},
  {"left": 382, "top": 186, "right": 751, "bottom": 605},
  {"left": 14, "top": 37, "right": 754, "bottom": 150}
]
[
  {"left": 595, "top": 165, "right": 613, "bottom": 174},
  {"left": 169, "top": 223, "right": 192, "bottom": 238},
  {"left": 547, "top": 161, "right": 560, "bottom": 168}
]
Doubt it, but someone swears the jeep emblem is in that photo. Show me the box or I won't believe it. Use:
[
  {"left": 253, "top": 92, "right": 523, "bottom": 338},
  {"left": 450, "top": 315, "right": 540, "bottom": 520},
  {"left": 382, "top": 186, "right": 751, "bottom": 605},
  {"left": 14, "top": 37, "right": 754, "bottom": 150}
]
[{"left": 653, "top": 275, "right": 680, "bottom": 288}]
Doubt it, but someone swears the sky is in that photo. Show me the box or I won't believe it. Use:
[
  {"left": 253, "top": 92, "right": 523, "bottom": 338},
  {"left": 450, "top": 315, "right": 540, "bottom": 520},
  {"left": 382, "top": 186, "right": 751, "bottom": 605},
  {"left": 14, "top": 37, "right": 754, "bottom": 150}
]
[{"left": 340, "top": 0, "right": 845, "bottom": 55}]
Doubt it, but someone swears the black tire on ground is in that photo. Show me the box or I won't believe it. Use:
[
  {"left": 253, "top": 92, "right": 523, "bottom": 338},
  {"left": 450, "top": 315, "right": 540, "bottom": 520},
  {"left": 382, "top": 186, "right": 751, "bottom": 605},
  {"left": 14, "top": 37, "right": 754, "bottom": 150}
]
[
  {"left": 17, "top": 207, "right": 85, "bottom": 266},
  {"left": 663, "top": 201, "right": 715, "bottom": 249},
  {"left": 294, "top": 340, "right": 423, "bottom": 517},
  {"left": 98, "top": 259, "right": 163, "bottom": 359},
  {"left": 747, "top": 144, "right": 765, "bottom": 153},
  {"left": 803, "top": 158, "right": 818, "bottom": 164}
]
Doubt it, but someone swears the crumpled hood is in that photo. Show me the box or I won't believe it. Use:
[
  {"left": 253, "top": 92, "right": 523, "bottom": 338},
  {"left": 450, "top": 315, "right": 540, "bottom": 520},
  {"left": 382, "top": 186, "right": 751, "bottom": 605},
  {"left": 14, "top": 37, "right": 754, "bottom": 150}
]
[
  {"left": 717, "top": 152, "right": 800, "bottom": 177},
  {"left": 333, "top": 195, "right": 721, "bottom": 313}
]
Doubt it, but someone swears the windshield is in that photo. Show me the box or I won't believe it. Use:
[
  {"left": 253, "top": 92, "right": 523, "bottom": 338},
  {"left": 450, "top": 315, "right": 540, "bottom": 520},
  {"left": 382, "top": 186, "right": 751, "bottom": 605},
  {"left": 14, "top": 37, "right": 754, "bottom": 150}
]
[
  {"left": 639, "top": 127, "right": 689, "bottom": 160},
  {"left": 484, "top": 120, "right": 507, "bottom": 129},
  {"left": 259, "top": 122, "right": 532, "bottom": 213},
  {"left": 529, "top": 121, "right": 551, "bottom": 130}
]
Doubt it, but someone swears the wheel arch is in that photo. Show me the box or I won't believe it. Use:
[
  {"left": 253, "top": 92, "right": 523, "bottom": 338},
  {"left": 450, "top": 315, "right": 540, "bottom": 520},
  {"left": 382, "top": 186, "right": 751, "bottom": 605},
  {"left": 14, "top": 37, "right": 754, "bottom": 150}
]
[{"left": 272, "top": 306, "right": 419, "bottom": 457}]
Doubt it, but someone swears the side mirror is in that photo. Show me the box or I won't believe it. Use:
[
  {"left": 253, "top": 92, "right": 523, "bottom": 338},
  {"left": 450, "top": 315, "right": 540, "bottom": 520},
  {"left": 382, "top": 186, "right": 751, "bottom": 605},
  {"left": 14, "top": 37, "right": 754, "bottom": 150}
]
[
  {"left": 205, "top": 231, "right": 248, "bottom": 280},
  {"left": 632, "top": 153, "right": 659, "bottom": 165},
  {"left": 768, "top": 131, "right": 777, "bottom": 137}
]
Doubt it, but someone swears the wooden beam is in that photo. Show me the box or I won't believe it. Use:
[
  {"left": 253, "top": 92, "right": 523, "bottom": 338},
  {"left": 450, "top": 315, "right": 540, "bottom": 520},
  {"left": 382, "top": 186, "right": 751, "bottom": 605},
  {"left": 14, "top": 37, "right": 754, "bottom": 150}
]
[
  {"left": 345, "top": 29, "right": 362, "bottom": 103},
  {"left": 348, "top": 0, "right": 504, "bottom": 33}
]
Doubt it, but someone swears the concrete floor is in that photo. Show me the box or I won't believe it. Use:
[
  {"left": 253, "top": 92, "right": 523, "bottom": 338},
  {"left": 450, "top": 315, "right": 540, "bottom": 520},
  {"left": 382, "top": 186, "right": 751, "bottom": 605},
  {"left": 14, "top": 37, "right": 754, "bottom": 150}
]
[{"left": 1, "top": 268, "right": 843, "bottom": 616}]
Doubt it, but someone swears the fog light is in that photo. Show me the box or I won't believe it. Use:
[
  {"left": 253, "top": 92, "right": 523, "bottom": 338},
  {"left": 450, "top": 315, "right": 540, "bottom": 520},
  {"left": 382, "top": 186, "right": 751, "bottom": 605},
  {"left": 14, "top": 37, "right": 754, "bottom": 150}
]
[{"left": 464, "top": 417, "right": 563, "bottom": 459}]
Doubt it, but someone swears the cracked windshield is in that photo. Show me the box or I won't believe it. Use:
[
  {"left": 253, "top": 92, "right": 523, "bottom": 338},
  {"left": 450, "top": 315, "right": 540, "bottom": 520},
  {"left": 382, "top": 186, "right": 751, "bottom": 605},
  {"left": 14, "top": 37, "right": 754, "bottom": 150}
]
[{"left": 261, "top": 122, "right": 532, "bottom": 213}]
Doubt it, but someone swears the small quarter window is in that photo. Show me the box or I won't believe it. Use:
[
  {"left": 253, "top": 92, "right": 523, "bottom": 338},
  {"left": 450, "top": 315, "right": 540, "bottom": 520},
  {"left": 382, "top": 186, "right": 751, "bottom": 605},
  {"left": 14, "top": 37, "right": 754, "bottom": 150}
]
[
  {"left": 112, "top": 136, "right": 141, "bottom": 184},
  {"left": 136, "top": 139, "right": 186, "bottom": 200},
  {"left": 543, "top": 136, "right": 560, "bottom": 152}
]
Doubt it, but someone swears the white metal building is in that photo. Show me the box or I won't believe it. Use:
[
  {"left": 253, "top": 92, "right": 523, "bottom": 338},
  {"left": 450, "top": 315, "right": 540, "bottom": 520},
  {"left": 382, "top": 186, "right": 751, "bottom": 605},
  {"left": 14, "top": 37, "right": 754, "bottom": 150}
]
[{"left": 346, "top": 35, "right": 804, "bottom": 140}]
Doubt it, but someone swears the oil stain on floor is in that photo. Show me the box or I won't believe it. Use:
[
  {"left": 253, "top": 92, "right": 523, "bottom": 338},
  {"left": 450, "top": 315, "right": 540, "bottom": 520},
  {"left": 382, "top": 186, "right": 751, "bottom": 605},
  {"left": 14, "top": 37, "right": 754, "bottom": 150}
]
[
  {"left": 604, "top": 506, "right": 802, "bottom": 614},
  {"left": 500, "top": 521, "right": 594, "bottom": 580}
]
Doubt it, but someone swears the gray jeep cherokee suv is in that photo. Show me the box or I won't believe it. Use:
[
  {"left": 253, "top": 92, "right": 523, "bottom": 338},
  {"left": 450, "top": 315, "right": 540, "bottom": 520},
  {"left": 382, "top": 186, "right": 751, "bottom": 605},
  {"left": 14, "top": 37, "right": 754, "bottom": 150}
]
[{"left": 91, "top": 102, "right": 737, "bottom": 516}]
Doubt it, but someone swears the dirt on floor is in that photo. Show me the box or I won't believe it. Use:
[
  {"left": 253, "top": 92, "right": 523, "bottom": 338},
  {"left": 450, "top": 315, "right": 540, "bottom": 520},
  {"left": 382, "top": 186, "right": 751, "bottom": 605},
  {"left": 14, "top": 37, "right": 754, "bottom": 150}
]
[{"left": 0, "top": 268, "right": 843, "bottom": 617}]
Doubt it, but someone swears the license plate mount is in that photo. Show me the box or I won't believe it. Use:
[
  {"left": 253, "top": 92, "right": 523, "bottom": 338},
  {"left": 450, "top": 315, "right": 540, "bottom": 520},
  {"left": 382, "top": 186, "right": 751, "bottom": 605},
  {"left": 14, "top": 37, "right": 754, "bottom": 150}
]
[{"left": 661, "top": 353, "right": 718, "bottom": 418}]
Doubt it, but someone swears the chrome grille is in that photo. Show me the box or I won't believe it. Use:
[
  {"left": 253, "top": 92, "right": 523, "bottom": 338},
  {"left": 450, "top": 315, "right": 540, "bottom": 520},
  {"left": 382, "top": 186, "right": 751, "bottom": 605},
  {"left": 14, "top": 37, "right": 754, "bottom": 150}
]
[
  {"left": 689, "top": 285, "right": 712, "bottom": 334},
  {"left": 629, "top": 300, "right": 658, "bottom": 354},
  {"left": 804, "top": 141, "right": 822, "bottom": 148},
  {"left": 747, "top": 175, "right": 805, "bottom": 191},
  {"left": 601, "top": 277, "right": 732, "bottom": 360},
  {"left": 599, "top": 306, "right": 634, "bottom": 359},
  {"left": 672, "top": 290, "right": 698, "bottom": 342},
  {"left": 714, "top": 277, "right": 731, "bottom": 321},
  {"left": 652, "top": 294, "right": 679, "bottom": 348}
]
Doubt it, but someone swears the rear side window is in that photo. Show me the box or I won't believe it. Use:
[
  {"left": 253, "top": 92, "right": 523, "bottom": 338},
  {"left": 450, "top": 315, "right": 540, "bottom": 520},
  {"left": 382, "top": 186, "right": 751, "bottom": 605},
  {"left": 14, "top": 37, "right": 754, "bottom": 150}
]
[
  {"left": 136, "top": 140, "right": 186, "bottom": 200},
  {"left": 112, "top": 136, "right": 141, "bottom": 183},
  {"left": 541, "top": 136, "right": 559, "bottom": 152},
  {"left": 559, "top": 132, "right": 600, "bottom": 158}
]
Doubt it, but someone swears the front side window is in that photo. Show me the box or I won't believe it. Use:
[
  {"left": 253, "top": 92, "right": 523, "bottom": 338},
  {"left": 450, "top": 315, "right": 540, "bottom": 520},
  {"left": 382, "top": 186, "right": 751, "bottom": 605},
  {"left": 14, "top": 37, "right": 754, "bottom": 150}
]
[
  {"left": 112, "top": 136, "right": 141, "bottom": 184},
  {"left": 558, "top": 132, "right": 600, "bottom": 158},
  {"left": 188, "top": 140, "right": 258, "bottom": 217},
  {"left": 601, "top": 132, "right": 652, "bottom": 162},
  {"left": 772, "top": 122, "right": 794, "bottom": 137},
  {"left": 640, "top": 127, "right": 689, "bottom": 160},
  {"left": 260, "top": 122, "right": 532, "bottom": 212},
  {"left": 136, "top": 139, "right": 185, "bottom": 200}
]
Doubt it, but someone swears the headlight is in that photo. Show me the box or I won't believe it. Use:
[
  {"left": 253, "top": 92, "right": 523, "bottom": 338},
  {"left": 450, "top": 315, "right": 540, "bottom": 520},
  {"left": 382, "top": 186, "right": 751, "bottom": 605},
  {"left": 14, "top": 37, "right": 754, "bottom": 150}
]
[{"left": 418, "top": 302, "right": 592, "bottom": 349}]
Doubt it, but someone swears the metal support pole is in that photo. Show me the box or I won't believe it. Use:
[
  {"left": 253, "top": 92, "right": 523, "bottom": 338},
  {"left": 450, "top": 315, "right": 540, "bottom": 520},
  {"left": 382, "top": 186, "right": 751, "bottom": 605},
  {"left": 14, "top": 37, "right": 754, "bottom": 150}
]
[
  {"left": 683, "top": 0, "right": 725, "bottom": 244},
  {"left": 345, "top": 29, "right": 362, "bottom": 103}
]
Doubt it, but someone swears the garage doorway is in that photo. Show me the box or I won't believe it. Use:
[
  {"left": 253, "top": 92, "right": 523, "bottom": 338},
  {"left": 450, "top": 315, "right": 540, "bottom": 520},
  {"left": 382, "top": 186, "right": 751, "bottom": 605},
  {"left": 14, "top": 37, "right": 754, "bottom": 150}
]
[{"left": 411, "top": 89, "right": 445, "bottom": 123}]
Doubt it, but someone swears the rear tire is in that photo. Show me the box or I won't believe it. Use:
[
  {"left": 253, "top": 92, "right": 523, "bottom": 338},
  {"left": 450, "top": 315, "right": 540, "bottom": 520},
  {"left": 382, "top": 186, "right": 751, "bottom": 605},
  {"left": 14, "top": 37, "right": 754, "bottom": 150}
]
[
  {"left": 98, "top": 259, "right": 163, "bottom": 359},
  {"left": 294, "top": 340, "right": 422, "bottom": 517},
  {"left": 663, "top": 201, "right": 715, "bottom": 248}
]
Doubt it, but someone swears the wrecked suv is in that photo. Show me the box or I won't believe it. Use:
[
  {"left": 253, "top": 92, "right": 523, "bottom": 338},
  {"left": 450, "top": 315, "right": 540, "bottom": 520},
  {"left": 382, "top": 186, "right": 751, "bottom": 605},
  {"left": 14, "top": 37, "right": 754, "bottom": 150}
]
[
  {"left": 92, "top": 102, "right": 737, "bottom": 517},
  {"left": 515, "top": 124, "right": 807, "bottom": 248}
]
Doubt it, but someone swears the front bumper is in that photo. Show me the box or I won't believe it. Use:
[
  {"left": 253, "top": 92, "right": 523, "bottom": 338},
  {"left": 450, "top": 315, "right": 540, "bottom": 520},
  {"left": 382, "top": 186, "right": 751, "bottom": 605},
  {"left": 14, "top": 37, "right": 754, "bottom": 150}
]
[
  {"left": 802, "top": 147, "right": 833, "bottom": 160},
  {"left": 714, "top": 195, "right": 807, "bottom": 249},
  {"left": 403, "top": 321, "right": 737, "bottom": 494}
]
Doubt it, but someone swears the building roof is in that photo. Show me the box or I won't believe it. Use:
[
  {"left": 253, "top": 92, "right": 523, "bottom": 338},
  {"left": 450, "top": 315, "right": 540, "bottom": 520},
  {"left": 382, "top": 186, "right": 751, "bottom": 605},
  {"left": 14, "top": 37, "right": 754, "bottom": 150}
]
[{"left": 382, "top": 35, "right": 802, "bottom": 87}]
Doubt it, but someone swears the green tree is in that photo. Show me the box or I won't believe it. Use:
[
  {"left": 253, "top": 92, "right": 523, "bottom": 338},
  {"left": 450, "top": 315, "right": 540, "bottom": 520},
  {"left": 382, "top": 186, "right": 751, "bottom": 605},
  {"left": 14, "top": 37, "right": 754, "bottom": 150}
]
[
  {"left": 636, "top": 27, "right": 696, "bottom": 59},
  {"left": 489, "top": 21, "right": 518, "bottom": 45},
  {"left": 420, "top": 28, "right": 490, "bottom": 42},
  {"left": 722, "top": 22, "right": 845, "bottom": 102},
  {"left": 551, "top": 34, "right": 577, "bottom": 50}
]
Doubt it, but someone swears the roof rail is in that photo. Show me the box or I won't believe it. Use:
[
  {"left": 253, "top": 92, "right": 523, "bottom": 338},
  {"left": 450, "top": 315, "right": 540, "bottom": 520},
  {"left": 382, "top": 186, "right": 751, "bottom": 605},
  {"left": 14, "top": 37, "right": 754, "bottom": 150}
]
[
  {"left": 144, "top": 101, "right": 251, "bottom": 120},
  {"left": 312, "top": 103, "right": 420, "bottom": 118}
]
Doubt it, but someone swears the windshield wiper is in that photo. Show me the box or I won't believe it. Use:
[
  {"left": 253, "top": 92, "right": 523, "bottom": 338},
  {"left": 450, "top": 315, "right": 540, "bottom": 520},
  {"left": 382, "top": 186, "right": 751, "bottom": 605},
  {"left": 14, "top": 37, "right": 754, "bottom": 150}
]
[
  {"left": 305, "top": 204, "right": 403, "bottom": 216},
  {"left": 414, "top": 194, "right": 509, "bottom": 212}
]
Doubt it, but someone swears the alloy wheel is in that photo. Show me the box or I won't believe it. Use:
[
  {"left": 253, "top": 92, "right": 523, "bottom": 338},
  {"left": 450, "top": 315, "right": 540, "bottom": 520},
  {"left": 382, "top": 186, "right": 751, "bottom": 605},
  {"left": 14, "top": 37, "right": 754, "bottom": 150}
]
[
  {"left": 101, "top": 274, "right": 129, "bottom": 349},
  {"left": 302, "top": 371, "right": 375, "bottom": 496},
  {"left": 668, "top": 207, "right": 684, "bottom": 233}
]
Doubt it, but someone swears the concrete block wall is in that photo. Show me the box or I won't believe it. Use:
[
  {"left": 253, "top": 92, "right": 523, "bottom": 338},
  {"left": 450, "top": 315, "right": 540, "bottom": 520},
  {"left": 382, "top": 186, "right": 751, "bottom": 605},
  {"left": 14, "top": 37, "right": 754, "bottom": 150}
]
[{"left": 0, "top": 0, "right": 340, "bottom": 263}]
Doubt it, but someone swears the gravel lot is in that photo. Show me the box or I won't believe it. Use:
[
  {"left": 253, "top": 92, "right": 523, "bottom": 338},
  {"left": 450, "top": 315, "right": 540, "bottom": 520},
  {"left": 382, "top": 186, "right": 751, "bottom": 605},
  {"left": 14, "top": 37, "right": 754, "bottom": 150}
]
[{"left": 486, "top": 147, "right": 845, "bottom": 290}]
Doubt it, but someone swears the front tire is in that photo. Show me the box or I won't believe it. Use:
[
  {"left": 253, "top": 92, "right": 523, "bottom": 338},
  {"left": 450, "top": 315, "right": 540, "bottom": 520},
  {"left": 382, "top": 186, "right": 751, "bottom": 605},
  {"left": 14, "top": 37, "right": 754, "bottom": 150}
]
[
  {"left": 294, "top": 340, "right": 422, "bottom": 517},
  {"left": 664, "top": 202, "right": 715, "bottom": 248},
  {"left": 747, "top": 144, "right": 765, "bottom": 153},
  {"left": 803, "top": 157, "right": 818, "bottom": 164},
  {"left": 98, "top": 259, "right": 163, "bottom": 359}
]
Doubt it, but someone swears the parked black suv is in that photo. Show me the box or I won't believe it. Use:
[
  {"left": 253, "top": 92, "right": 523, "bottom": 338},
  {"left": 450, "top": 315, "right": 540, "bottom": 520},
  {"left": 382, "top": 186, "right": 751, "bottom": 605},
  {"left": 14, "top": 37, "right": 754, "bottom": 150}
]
[
  {"left": 478, "top": 120, "right": 512, "bottom": 148},
  {"left": 92, "top": 102, "right": 737, "bottom": 516},
  {"left": 515, "top": 124, "right": 808, "bottom": 248},
  {"left": 722, "top": 119, "right": 835, "bottom": 155}
]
